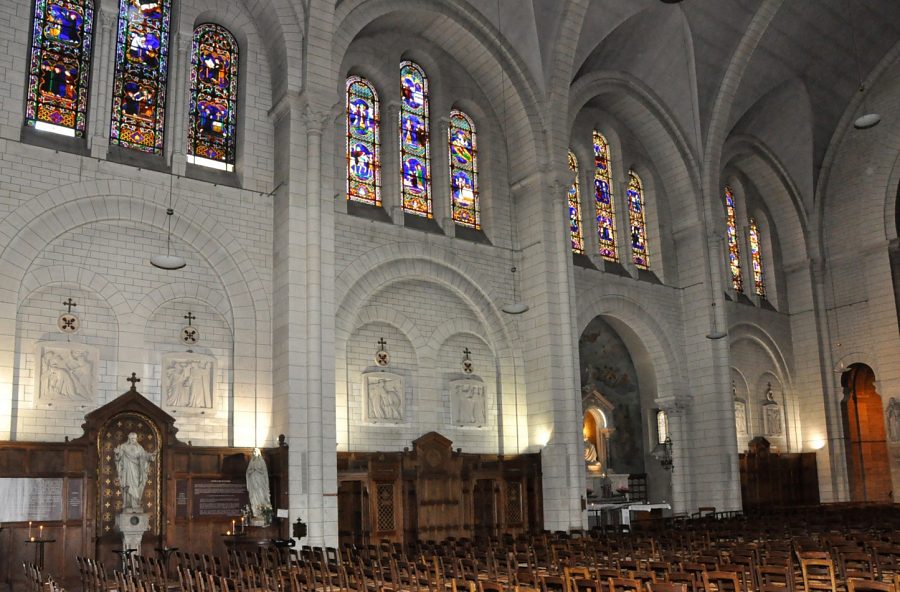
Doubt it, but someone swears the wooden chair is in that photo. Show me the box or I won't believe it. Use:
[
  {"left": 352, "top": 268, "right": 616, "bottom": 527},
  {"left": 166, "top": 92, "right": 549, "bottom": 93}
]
[
  {"left": 648, "top": 583, "right": 688, "bottom": 592},
  {"left": 609, "top": 577, "right": 643, "bottom": 592},
  {"left": 564, "top": 567, "right": 592, "bottom": 592},
  {"left": 756, "top": 564, "right": 794, "bottom": 592},
  {"left": 668, "top": 572, "right": 698, "bottom": 592},
  {"left": 701, "top": 571, "right": 741, "bottom": 592},
  {"left": 800, "top": 558, "right": 838, "bottom": 592},
  {"left": 541, "top": 575, "right": 568, "bottom": 592},
  {"left": 845, "top": 579, "right": 894, "bottom": 592}
]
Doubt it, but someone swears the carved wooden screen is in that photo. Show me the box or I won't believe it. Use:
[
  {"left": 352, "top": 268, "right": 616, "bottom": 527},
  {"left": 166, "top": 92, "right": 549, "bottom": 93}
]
[
  {"left": 98, "top": 412, "right": 161, "bottom": 534},
  {"left": 375, "top": 482, "right": 395, "bottom": 531},
  {"left": 506, "top": 481, "right": 523, "bottom": 525}
]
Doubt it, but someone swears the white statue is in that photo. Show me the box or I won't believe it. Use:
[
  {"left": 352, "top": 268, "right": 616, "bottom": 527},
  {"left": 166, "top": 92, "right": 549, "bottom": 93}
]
[
  {"left": 246, "top": 447, "right": 271, "bottom": 521},
  {"left": 114, "top": 432, "right": 156, "bottom": 512},
  {"left": 584, "top": 438, "right": 598, "bottom": 463},
  {"left": 763, "top": 383, "right": 782, "bottom": 437}
]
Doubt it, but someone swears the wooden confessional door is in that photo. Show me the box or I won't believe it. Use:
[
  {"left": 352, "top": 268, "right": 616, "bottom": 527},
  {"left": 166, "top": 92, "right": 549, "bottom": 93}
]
[
  {"left": 472, "top": 479, "right": 497, "bottom": 538},
  {"left": 337, "top": 480, "right": 369, "bottom": 547},
  {"left": 841, "top": 364, "right": 892, "bottom": 502}
]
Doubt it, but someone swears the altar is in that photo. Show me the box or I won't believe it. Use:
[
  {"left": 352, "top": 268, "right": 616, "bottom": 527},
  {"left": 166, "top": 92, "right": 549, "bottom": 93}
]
[{"left": 586, "top": 501, "right": 671, "bottom": 528}]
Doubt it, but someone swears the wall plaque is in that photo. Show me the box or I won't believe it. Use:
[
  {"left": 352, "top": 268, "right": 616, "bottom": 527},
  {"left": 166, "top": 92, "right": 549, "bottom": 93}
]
[
  {"left": 161, "top": 353, "right": 216, "bottom": 414},
  {"left": 191, "top": 479, "right": 249, "bottom": 518},
  {"left": 0, "top": 477, "right": 64, "bottom": 521},
  {"left": 34, "top": 342, "right": 98, "bottom": 408}
]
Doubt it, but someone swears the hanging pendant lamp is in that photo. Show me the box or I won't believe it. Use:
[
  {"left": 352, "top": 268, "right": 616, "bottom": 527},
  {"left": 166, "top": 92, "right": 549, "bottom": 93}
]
[{"left": 150, "top": 176, "right": 186, "bottom": 270}]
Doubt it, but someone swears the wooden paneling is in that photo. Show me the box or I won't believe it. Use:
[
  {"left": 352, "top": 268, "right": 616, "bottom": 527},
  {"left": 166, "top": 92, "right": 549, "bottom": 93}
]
[
  {"left": 740, "top": 437, "right": 819, "bottom": 511},
  {"left": 337, "top": 431, "right": 542, "bottom": 546}
]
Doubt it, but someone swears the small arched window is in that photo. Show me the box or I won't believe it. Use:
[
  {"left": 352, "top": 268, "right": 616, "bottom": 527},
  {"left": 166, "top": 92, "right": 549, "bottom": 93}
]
[
  {"left": 748, "top": 217, "right": 766, "bottom": 297},
  {"left": 656, "top": 409, "right": 669, "bottom": 445},
  {"left": 724, "top": 186, "right": 743, "bottom": 292},
  {"left": 448, "top": 109, "right": 479, "bottom": 229},
  {"left": 346, "top": 76, "right": 380, "bottom": 206},
  {"left": 568, "top": 150, "right": 584, "bottom": 254},
  {"left": 25, "top": 0, "right": 95, "bottom": 137},
  {"left": 593, "top": 131, "right": 617, "bottom": 261},
  {"left": 627, "top": 169, "right": 649, "bottom": 269},
  {"left": 399, "top": 60, "right": 431, "bottom": 217},
  {"left": 187, "top": 23, "right": 238, "bottom": 171},
  {"left": 109, "top": 0, "right": 172, "bottom": 154}
]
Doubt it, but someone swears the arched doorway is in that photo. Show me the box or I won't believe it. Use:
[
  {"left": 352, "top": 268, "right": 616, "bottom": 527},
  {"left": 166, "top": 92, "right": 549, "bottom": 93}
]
[{"left": 840, "top": 364, "right": 892, "bottom": 502}]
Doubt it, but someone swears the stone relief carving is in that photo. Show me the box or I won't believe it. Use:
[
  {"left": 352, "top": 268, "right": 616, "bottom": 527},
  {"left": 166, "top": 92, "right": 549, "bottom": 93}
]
[
  {"left": 450, "top": 378, "right": 486, "bottom": 427},
  {"left": 888, "top": 397, "right": 900, "bottom": 442},
  {"left": 363, "top": 372, "right": 404, "bottom": 423},
  {"left": 161, "top": 353, "right": 216, "bottom": 412},
  {"left": 762, "top": 383, "right": 783, "bottom": 437},
  {"left": 734, "top": 399, "right": 748, "bottom": 435},
  {"left": 35, "top": 342, "right": 98, "bottom": 406}
]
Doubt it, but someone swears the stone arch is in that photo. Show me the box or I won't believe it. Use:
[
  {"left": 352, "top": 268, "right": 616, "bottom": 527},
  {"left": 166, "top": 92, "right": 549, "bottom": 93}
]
[
  {"left": 568, "top": 71, "right": 703, "bottom": 235},
  {"left": 135, "top": 282, "right": 235, "bottom": 334},
  {"left": 333, "top": 0, "right": 546, "bottom": 184},
  {"left": 575, "top": 293, "right": 685, "bottom": 403},
  {"left": 19, "top": 265, "right": 132, "bottom": 324}
]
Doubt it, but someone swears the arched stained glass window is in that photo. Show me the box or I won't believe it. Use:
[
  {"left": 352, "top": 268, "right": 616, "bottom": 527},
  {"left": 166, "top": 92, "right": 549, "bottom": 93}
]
[
  {"left": 749, "top": 217, "right": 766, "bottom": 297},
  {"left": 399, "top": 61, "right": 431, "bottom": 217},
  {"left": 347, "top": 76, "right": 380, "bottom": 206},
  {"left": 593, "top": 131, "right": 617, "bottom": 261},
  {"left": 448, "top": 109, "right": 479, "bottom": 229},
  {"left": 627, "top": 170, "right": 649, "bottom": 270},
  {"left": 187, "top": 23, "right": 238, "bottom": 172},
  {"left": 110, "top": 0, "right": 171, "bottom": 154},
  {"left": 25, "top": 0, "right": 95, "bottom": 137},
  {"left": 656, "top": 409, "right": 669, "bottom": 445},
  {"left": 568, "top": 150, "right": 584, "bottom": 254},
  {"left": 724, "top": 186, "right": 743, "bottom": 292}
]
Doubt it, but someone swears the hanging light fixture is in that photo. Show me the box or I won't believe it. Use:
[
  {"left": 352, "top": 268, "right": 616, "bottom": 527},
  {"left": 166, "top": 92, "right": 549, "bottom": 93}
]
[
  {"left": 502, "top": 266, "right": 529, "bottom": 315},
  {"left": 150, "top": 175, "right": 186, "bottom": 270},
  {"left": 849, "top": 0, "right": 880, "bottom": 130},
  {"left": 705, "top": 301, "right": 727, "bottom": 340}
]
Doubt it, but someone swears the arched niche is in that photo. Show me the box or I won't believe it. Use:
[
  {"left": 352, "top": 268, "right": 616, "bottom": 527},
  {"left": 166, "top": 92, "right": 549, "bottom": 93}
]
[{"left": 840, "top": 363, "right": 892, "bottom": 502}]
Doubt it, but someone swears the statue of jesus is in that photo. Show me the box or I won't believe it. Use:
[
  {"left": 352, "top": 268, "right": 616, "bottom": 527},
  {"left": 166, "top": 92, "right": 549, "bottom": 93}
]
[{"left": 114, "top": 432, "right": 156, "bottom": 512}]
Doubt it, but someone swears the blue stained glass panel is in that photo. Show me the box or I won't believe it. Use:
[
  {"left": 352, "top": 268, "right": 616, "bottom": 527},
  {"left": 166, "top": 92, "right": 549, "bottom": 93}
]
[
  {"left": 399, "top": 61, "right": 431, "bottom": 217},
  {"left": 346, "top": 76, "right": 380, "bottom": 206}
]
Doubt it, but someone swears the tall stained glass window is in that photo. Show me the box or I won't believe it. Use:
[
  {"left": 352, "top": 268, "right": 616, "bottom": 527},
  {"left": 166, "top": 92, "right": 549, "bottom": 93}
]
[
  {"left": 724, "top": 186, "right": 743, "bottom": 292},
  {"left": 399, "top": 61, "right": 431, "bottom": 217},
  {"left": 347, "top": 76, "right": 380, "bottom": 206},
  {"left": 448, "top": 109, "right": 479, "bottom": 229},
  {"left": 593, "top": 131, "right": 617, "bottom": 261},
  {"left": 25, "top": 0, "right": 95, "bottom": 137},
  {"left": 110, "top": 0, "right": 171, "bottom": 154},
  {"left": 568, "top": 150, "right": 584, "bottom": 254},
  {"left": 187, "top": 23, "right": 238, "bottom": 172},
  {"left": 627, "top": 170, "right": 649, "bottom": 269},
  {"left": 749, "top": 217, "right": 766, "bottom": 297}
]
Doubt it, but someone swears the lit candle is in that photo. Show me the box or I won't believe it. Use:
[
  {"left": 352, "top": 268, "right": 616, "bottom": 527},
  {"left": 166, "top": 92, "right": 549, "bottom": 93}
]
[
  {"left": 28, "top": 521, "right": 32, "bottom": 539},
  {"left": 39, "top": 525, "right": 43, "bottom": 539},
  {"left": 226, "top": 530, "right": 231, "bottom": 536},
  {"left": 232, "top": 519, "right": 235, "bottom": 533},
  {"left": 30, "top": 536, "right": 35, "bottom": 542}
]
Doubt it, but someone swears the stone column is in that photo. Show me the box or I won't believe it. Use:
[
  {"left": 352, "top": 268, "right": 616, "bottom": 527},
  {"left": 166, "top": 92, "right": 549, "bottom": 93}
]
[
  {"left": 167, "top": 30, "right": 191, "bottom": 174},
  {"left": 88, "top": 9, "right": 117, "bottom": 158}
]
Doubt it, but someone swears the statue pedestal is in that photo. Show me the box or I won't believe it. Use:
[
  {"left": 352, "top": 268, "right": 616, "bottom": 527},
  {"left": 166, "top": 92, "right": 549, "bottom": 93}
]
[{"left": 115, "top": 512, "right": 149, "bottom": 552}]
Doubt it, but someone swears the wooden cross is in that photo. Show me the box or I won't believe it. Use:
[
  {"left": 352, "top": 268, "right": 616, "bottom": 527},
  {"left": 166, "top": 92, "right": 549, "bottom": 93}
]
[
  {"left": 463, "top": 347, "right": 472, "bottom": 359},
  {"left": 63, "top": 298, "right": 77, "bottom": 313},
  {"left": 127, "top": 373, "right": 140, "bottom": 391},
  {"left": 377, "top": 338, "right": 387, "bottom": 350},
  {"left": 184, "top": 312, "right": 196, "bottom": 326}
]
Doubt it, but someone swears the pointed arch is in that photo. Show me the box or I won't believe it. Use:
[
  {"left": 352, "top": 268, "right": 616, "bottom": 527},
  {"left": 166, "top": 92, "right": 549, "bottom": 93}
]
[
  {"left": 448, "top": 109, "right": 479, "bottom": 229},
  {"left": 25, "top": 0, "right": 95, "bottom": 138},
  {"left": 399, "top": 60, "right": 431, "bottom": 217},
  {"left": 627, "top": 169, "right": 649, "bottom": 269},
  {"left": 346, "top": 75, "right": 381, "bottom": 206},
  {"left": 109, "top": 0, "right": 172, "bottom": 154},
  {"left": 187, "top": 23, "right": 239, "bottom": 171},
  {"left": 593, "top": 130, "right": 617, "bottom": 261},
  {"left": 569, "top": 150, "right": 584, "bottom": 254}
]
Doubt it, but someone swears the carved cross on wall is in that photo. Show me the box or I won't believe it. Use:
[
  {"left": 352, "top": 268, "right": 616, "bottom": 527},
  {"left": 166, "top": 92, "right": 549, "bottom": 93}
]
[
  {"left": 377, "top": 338, "right": 387, "bottom": 350},
  {"left": 462, "top": 347, "right": 471, "bottom": 359},
  {"left": 184, "top": 312, "right": 195, "bottom": 326},
  {"left": 127, "top": 373, "right": 141, "bottom": 391},
  {"left": 63, "top": 298, "right": 77, "bottom": 313}
]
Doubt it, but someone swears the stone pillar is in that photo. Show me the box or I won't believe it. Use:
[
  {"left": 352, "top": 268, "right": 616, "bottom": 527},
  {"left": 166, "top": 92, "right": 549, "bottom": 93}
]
[
  {"left": 167, "top": 30, "right": 191, "bottom": 174},
  {"left": 271, "top": 94, "right": 338, "bottom": 547},
  {"left": 88, "top": 9, "right": 117, "bottom": 158}
]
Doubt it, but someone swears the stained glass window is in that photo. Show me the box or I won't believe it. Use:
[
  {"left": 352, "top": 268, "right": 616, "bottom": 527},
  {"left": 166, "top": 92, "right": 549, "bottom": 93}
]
[
  {"left": 749, "top": 217, "right": 766, "bottom": 297},
  {"left": 110, "top": 0, "right": 171, "bottom": 154},
  {"left": 448, "top": 109, "right": 479, "bottom": 229},
  {"left": 347, "top": 76, "right": 380, "bottom": 206},
  {"left": 568, "top": 150, "right": 584, "bottom": 254},
  {"left": 593, "top": 131, "right": 617, "bottom": 261},
  {"left": 399, "top": 61, "right": 431, "bottom": 217},
  {"left": 656, "top": 409, "right": 669, "bottom": 445},
  {"left": 187, "top": 23, "right": 238, "bottom": 172},
  {"left": 627, "top": 170, "right": 649, "bottom": 269},
  {"left": 724, "top": 186, "right": 743, "bottom": 292},
  {"left": 25, "top": 0, "right": 95, "bottom": 137}
]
